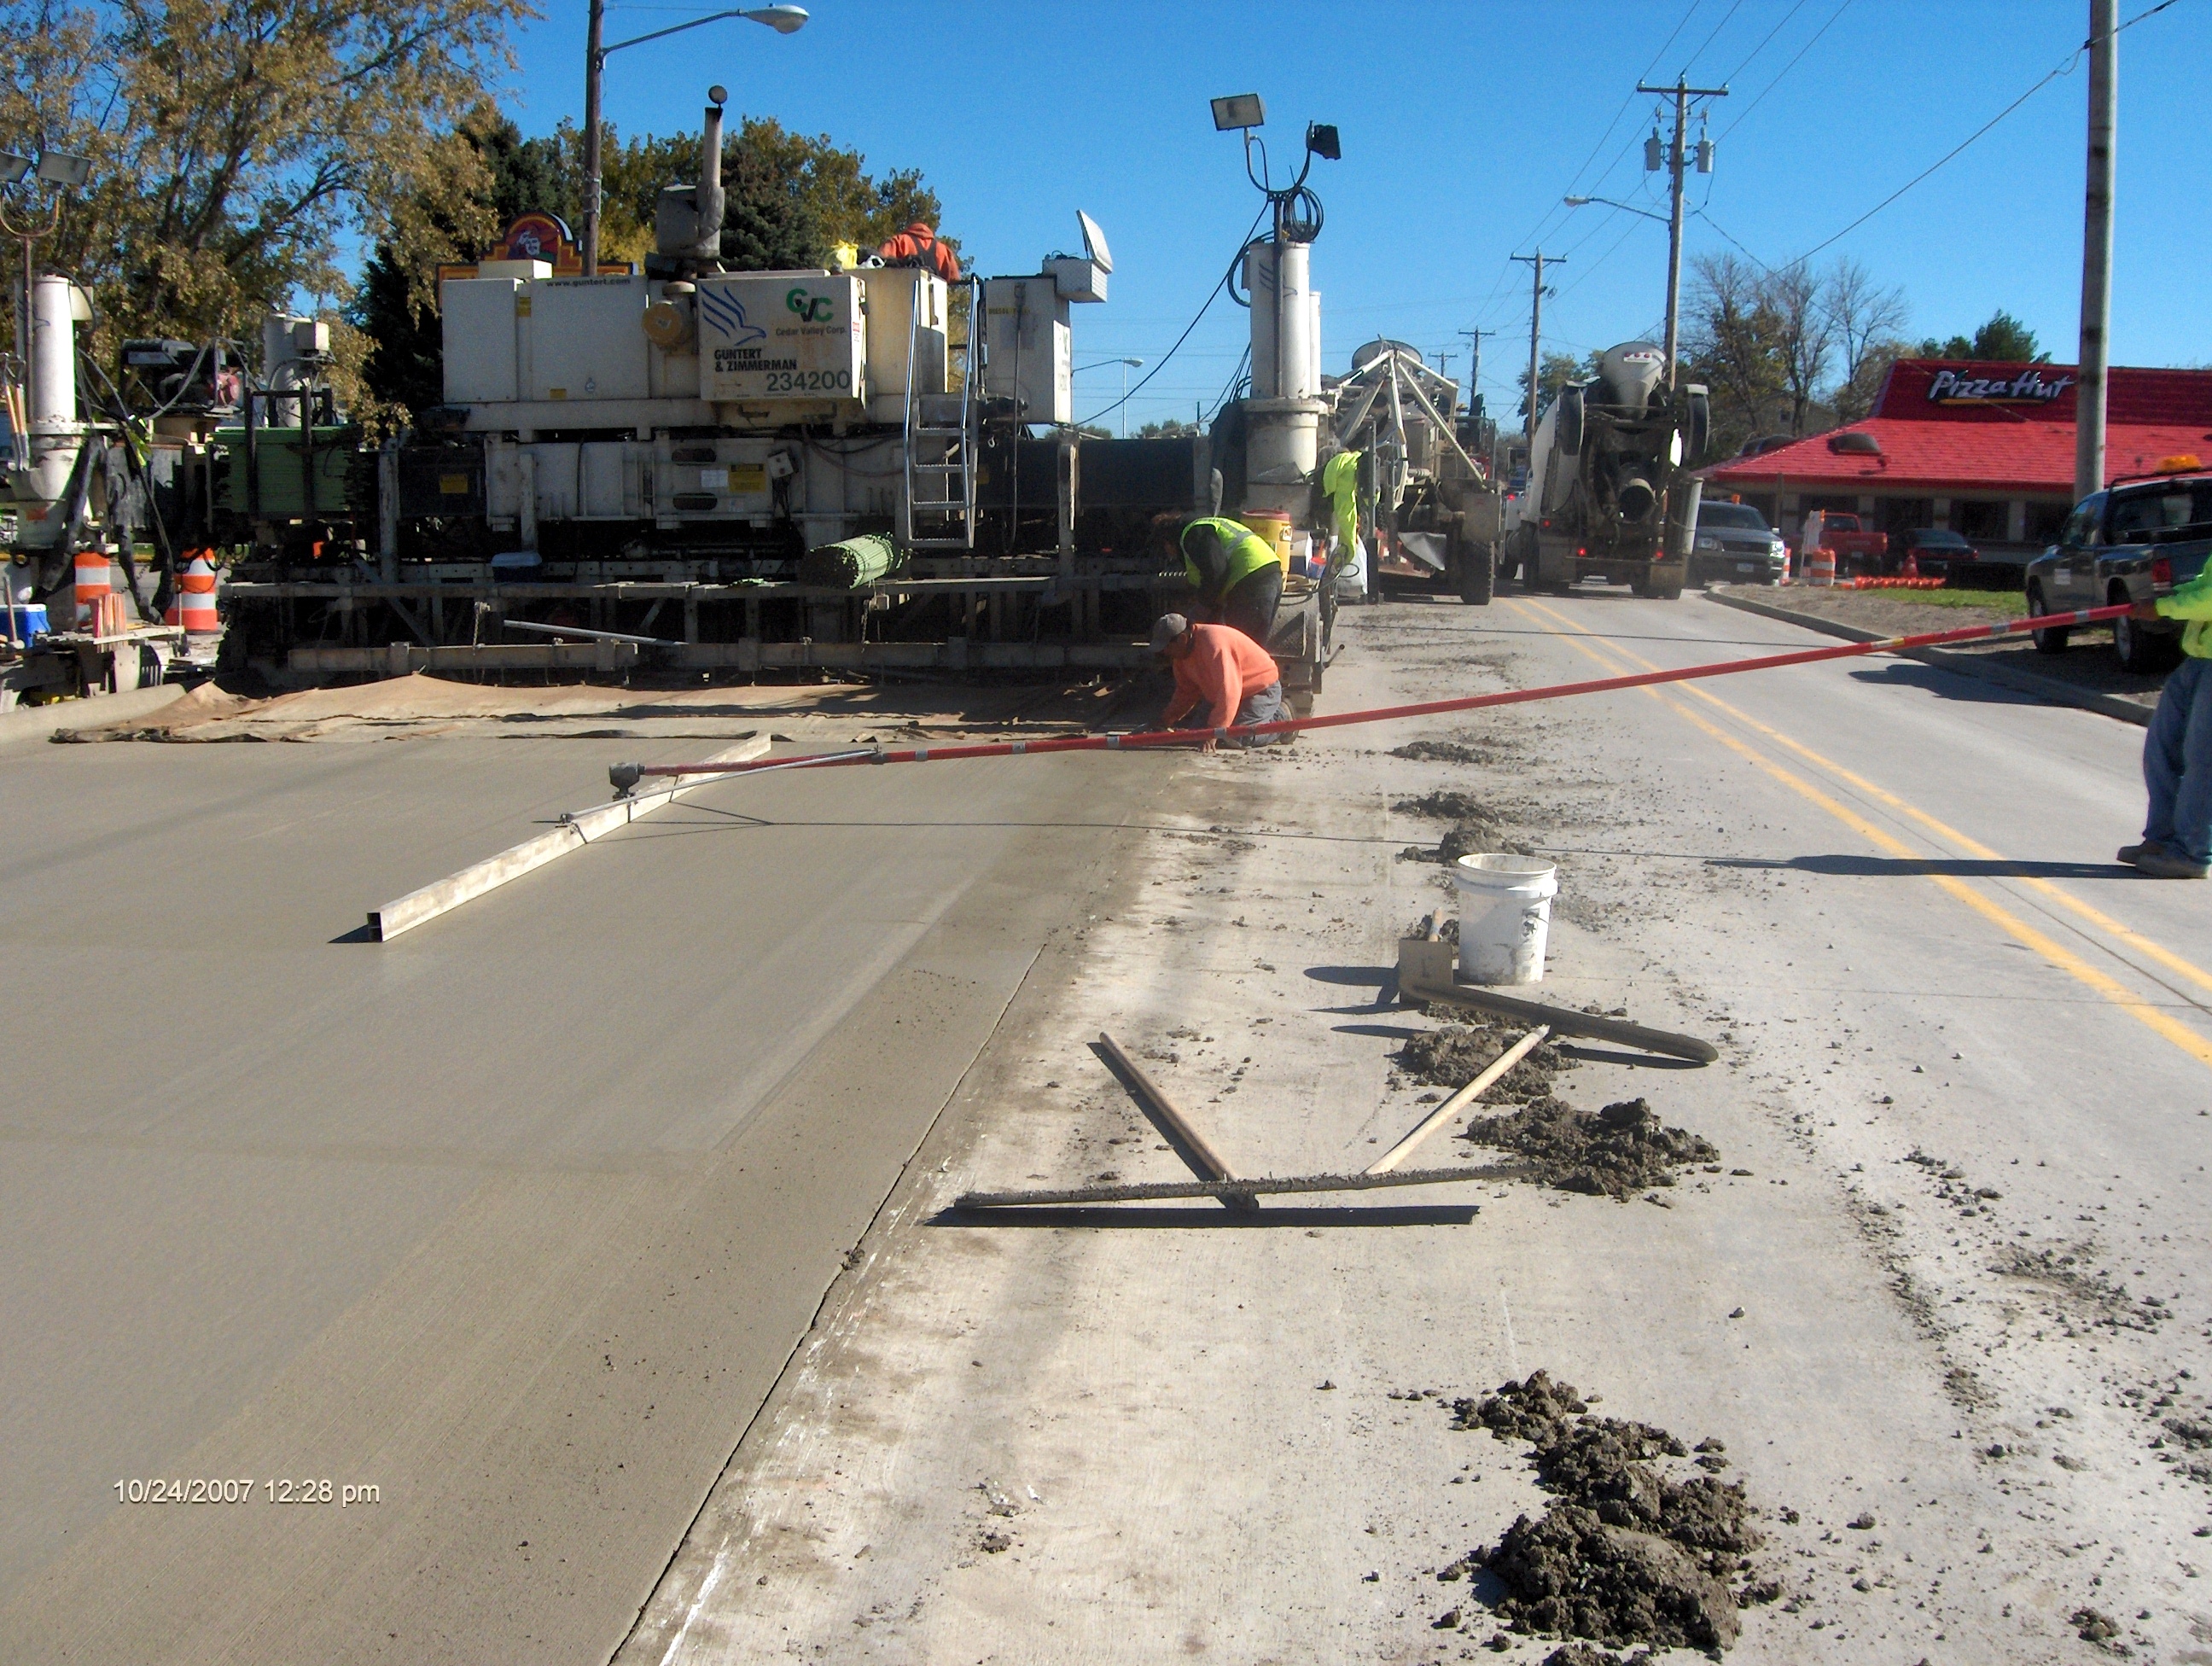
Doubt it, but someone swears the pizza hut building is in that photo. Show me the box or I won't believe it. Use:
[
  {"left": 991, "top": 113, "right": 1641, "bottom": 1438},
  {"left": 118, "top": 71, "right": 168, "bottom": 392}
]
[{"left": 1701, "top": 358, "right": 2212, "bottom": 553}]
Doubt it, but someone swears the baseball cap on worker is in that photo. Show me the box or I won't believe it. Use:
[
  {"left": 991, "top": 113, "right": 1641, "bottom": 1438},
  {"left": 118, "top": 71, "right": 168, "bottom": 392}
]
[{"left": 1150, "top": 614, "right": 1190, "bottom": 654}]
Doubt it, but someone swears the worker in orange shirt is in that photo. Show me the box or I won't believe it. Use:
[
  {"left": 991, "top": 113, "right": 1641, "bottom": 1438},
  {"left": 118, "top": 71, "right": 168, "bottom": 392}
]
[
  {"left": 1152, "top": 613, "right": 1284, "bottom": 750},
  {"left": 877, "top": 222, "right": 962, "bottom": 284}
]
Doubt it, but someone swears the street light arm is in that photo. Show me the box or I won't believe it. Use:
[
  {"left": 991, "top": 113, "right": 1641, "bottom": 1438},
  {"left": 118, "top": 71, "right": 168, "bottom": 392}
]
[
  {"left": 601, "top": 5, "right": 804, "bottom": 60},
  {"left": 1563, "top": 195, "right": 1668, "bottom": 225}
]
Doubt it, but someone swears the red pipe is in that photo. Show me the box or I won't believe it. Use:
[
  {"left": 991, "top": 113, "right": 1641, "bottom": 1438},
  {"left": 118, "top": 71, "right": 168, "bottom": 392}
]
[{"left": 631, "top": 602, "right": 2134, "bottom": 780}]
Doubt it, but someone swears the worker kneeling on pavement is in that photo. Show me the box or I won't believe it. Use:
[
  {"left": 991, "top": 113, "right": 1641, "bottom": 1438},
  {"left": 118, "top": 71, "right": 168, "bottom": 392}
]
[
  {"left": 1179, "top": 516, "right": 1282, "bottom": 647},
  {"left": 1152, "top": 613, "right": 1284, "bottom": 750},
  {"left": 2123, "top": 571, "right": 2212, "bottom": 878}
]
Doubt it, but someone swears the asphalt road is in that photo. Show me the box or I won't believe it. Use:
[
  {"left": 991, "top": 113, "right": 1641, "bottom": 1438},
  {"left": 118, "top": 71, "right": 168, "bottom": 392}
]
[
  {"left": 1490, "top": 585, "right": 2212, "bottom": 1099},
  {"left": 0, "top": 723, "right": 1160, "bottom": 1663}
]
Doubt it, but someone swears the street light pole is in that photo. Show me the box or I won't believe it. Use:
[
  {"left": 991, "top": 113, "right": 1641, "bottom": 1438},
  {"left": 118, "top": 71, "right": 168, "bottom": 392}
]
[
  {"left": 581, "top": 5, "right": 806, "bottom": 279},
  {"left": 1635, "top": 77, "right": 1728, "bottom": 389},
  {"left": 1074, "top": 357, "right": 1144, "bottom": 436}
]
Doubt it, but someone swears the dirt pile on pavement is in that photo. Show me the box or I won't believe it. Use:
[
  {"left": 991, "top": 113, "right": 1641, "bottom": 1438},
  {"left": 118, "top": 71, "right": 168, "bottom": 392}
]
[
  {"left": 1442, "top": 1372, "right": 1767, "bottom": 1654},
  {"left": 1461, "top": 1097, "right": 1718, "bottom": 1197},
  {"left": 1390, "top": 738, "right": 1499, "bottom": 765},
  {"left": 1392, "top": 789, "right": 1532, "bottom": 864},
  {"left": 1400, "top": 1020, "right": 1569, "bottom": 1101},
  {"left": 1538, "top": 1646, "right": 1644, "bottom": 1666}
]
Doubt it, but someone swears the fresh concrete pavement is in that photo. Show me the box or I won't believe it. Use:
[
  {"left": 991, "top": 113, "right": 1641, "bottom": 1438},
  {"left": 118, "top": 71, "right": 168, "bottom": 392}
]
[
  {"left": 615, "top": 591, "right": 2212, "bottom": 1664},
  {"left": 8, "top": 587, "right": 2212, "bottom": 1662},
  {"left": 0, "top": 722, "right": 1164, "bottom": 1662}
]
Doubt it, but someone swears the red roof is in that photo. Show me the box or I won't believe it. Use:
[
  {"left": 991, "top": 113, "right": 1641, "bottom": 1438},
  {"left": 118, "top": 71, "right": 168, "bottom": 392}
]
[{"left": 1703, "top": 359, "right": 2212, "bottom": 497}]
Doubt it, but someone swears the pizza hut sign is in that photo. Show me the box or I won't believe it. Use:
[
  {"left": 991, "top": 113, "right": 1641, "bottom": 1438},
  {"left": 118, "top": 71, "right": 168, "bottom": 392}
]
[{"left": 1927, "top": 367, "right": 2075, "bottom": 405}]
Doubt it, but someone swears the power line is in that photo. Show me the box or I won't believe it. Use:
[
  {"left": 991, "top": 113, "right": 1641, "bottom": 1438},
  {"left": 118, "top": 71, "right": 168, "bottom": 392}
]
[
  {"left": 1077, "top": 203, "right": 1266, "bottom": 428},
  {"left": 1718, "top": 0, "right": 1857, "bottom": 141},
  {"left": 1788, "top": 48, "right": 2080, "bottom": 265},
  {"left": 1681, "top": 0, "right": 1749, "bottom": 77},
  {"left": 1468, "top": 0, "right": 1710, "bottom": 334},
  {"left": 1776, "top": 0, "right": 2186, "bottom": 267},
  {"left": 1720, "top": 0, "right": 1813, "bottom": 82}
]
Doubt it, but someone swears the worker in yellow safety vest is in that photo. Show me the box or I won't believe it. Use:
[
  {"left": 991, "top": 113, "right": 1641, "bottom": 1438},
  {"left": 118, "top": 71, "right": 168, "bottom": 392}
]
[
  {"left": 1321, "top": 449, "right": 1363, "bottom": 569},
  {"left": 1179, "top": 516, "right": 1282, "bottom": 648}
]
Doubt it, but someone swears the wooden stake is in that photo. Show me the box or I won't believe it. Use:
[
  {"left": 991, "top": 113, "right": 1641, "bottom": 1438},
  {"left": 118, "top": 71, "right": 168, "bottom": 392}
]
[{"left": 1365, "top": 1026, "right": 1548, "bottom": 1175}]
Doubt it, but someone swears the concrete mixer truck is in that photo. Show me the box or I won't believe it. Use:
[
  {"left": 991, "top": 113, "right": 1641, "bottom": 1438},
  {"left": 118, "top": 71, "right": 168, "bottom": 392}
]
[{"left": 1504, "top": 341, "right": 1708, "bottom": 600}]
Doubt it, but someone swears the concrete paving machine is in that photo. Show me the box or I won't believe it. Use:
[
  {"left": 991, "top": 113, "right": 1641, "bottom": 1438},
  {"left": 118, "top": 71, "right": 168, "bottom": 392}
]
[{"left": 1505, "top": 341, "right": 1708, "bottom": 600}]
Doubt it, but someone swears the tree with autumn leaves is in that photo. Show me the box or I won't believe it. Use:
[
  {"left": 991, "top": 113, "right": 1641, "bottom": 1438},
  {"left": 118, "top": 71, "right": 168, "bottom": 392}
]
[{"left": 2, "top": 0, "right": 951, "bottom": 428}]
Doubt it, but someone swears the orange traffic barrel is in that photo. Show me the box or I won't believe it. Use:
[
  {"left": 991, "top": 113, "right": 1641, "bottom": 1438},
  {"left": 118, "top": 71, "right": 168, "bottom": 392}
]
[
  {"left": 1804, "top": 545, "right": 1836, "bottom": 588},
  {"left": 166, "top": 550, "right": 221, "bottom": 633},
  {"left": 73, "top": 550, "right": 110, "bottom": 624}
]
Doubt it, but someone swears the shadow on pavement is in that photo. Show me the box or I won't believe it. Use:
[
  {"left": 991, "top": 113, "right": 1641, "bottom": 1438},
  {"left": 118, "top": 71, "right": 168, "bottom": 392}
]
[
  {"left": 1712, "top": 853, "right": 2128, "bottom": 879},
  {"left": 929, "top": 1203, "right": 1479, "bottom": 1229},
  {"left": 1845, "top": 661, "right": 2043, "bottom": 705},
  {"left": 1554, "top": 1043, "right": 1708, "bottom": 1070}
]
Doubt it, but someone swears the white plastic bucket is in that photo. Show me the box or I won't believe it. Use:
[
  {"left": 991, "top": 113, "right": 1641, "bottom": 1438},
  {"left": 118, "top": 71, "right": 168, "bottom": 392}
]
[
  {"left": 1334, "top": 540, "right": 1368, "bottom": 599},
  {"left": 1451, "top": 853, "right": 1560, "bottom": 985}
]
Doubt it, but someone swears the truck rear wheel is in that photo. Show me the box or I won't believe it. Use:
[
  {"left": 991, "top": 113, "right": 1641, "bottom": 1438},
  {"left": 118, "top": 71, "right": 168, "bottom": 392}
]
[
  {"left": 2113, "top": 588, "right": 2180, "bottom": 673},
  {"left": 1455, "top": 544, "right": 1494, "bottom": 606}
]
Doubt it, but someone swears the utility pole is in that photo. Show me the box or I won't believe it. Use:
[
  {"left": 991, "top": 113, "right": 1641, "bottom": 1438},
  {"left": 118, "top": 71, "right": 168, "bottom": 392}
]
[
  {"left": 582, "top": 0, "right": 605, "bottom": 275},
  {"left": 1511, "top": 253, "right": 1561, "bottom": 444},
  {"left": 1635, "top": 76, "right": 1728, "bottom": 388},
  {"left": 2075, "top": 0, "right": 2116, "bottom": 503},
  {"left": 1458, "top": 327, "right": 1488, "bottom": 399}
]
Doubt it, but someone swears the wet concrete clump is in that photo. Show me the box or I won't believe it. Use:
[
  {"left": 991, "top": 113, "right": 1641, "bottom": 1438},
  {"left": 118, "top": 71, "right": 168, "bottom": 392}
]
[
  {"left": 1540, "top": 1646, "right": 1647, "bottom": 1666},
  {"left": 1400, "top": 1021, "right": 1569, "bottom": 1103},
  {"left": 1392, "top": 790, "right": 1532, "bottom": 864},
  {"left": 1460, "top": 1096, "right": 1718, "bottom": 1198},
  {"left": 1390, "top": 739, "right": 1499, "bottom": 766},
  {"left": 1482, "top": 1509, "right": 1740, "bottom": 1653},
  {"left": 1445, "top": 1372, "right": 1766, "bottom": 1655}
]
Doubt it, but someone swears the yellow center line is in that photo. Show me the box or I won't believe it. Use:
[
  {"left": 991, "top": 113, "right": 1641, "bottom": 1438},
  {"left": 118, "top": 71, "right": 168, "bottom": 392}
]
[
  {"left": 1528, "top": 598, "right": 2212, "bottom": 1005},
  {"left": 1504, "top": 597, "right": 2212, "bottom": 1071}
]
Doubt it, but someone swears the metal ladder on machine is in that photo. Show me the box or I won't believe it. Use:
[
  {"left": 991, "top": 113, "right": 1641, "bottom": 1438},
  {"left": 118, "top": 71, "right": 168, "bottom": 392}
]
[{"left": 900, "top": 274, "right": 980, "bottom": 550}]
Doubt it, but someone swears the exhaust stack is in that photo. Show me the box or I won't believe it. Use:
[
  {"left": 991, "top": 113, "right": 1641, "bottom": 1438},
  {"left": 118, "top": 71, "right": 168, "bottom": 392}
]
[{"left": 696, "top": 93, "right": 726, "bottom": 267}]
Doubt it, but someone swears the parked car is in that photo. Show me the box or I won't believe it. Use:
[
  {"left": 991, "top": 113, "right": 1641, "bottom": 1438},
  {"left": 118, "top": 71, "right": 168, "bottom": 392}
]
[
  {"left": 1810, "top": 511, "right": 1890, "bottom": 576},
  {"left": 1893, "top": 527, "right": 1977, "bottom": 580},
  {"left": 2023, "top": 471, "right": 2212, "bottom": 672},
  {"left": 1690, "top": 501, "right": 1787, "bottom": 585}
]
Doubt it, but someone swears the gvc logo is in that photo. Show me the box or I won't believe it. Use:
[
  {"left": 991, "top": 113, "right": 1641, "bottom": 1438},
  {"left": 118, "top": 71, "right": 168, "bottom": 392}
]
[{"left": 786, "top": 288, "right": 834, "bottom": 323}]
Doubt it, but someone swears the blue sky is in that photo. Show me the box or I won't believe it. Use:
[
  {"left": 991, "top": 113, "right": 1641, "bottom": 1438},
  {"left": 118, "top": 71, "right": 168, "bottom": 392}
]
[{"left": 497, "top": 0, "right": 2208, "bottom": 432}]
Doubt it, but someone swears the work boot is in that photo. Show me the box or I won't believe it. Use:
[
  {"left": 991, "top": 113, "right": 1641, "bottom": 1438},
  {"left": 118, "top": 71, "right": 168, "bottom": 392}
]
[
  {"left": 2135, "top": 848, "right": 2209, "bottom": 879},
  {"left": 2116, "top": 840, "right": 2167, "bottom": 866}
]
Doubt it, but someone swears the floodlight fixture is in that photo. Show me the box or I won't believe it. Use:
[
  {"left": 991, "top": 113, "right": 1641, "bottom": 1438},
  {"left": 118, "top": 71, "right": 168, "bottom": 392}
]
[
  {"left": 1305, "top": 123, "right": 1340, "bottom": 161},
  {"left": 1210, "top": 94, "right": 1266, "bottom": 132},
  {"left": 0, "top": 152, "right": 30, "bottom": 186},
  {"left": 708, "top": 84, "right": 730, "bottom": 105},
  {"left": 35, "top": 151, "right": 92, "bottom": 190},
  {"left": 740, "top": 5, "right": 808, "bottom": 33}
]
